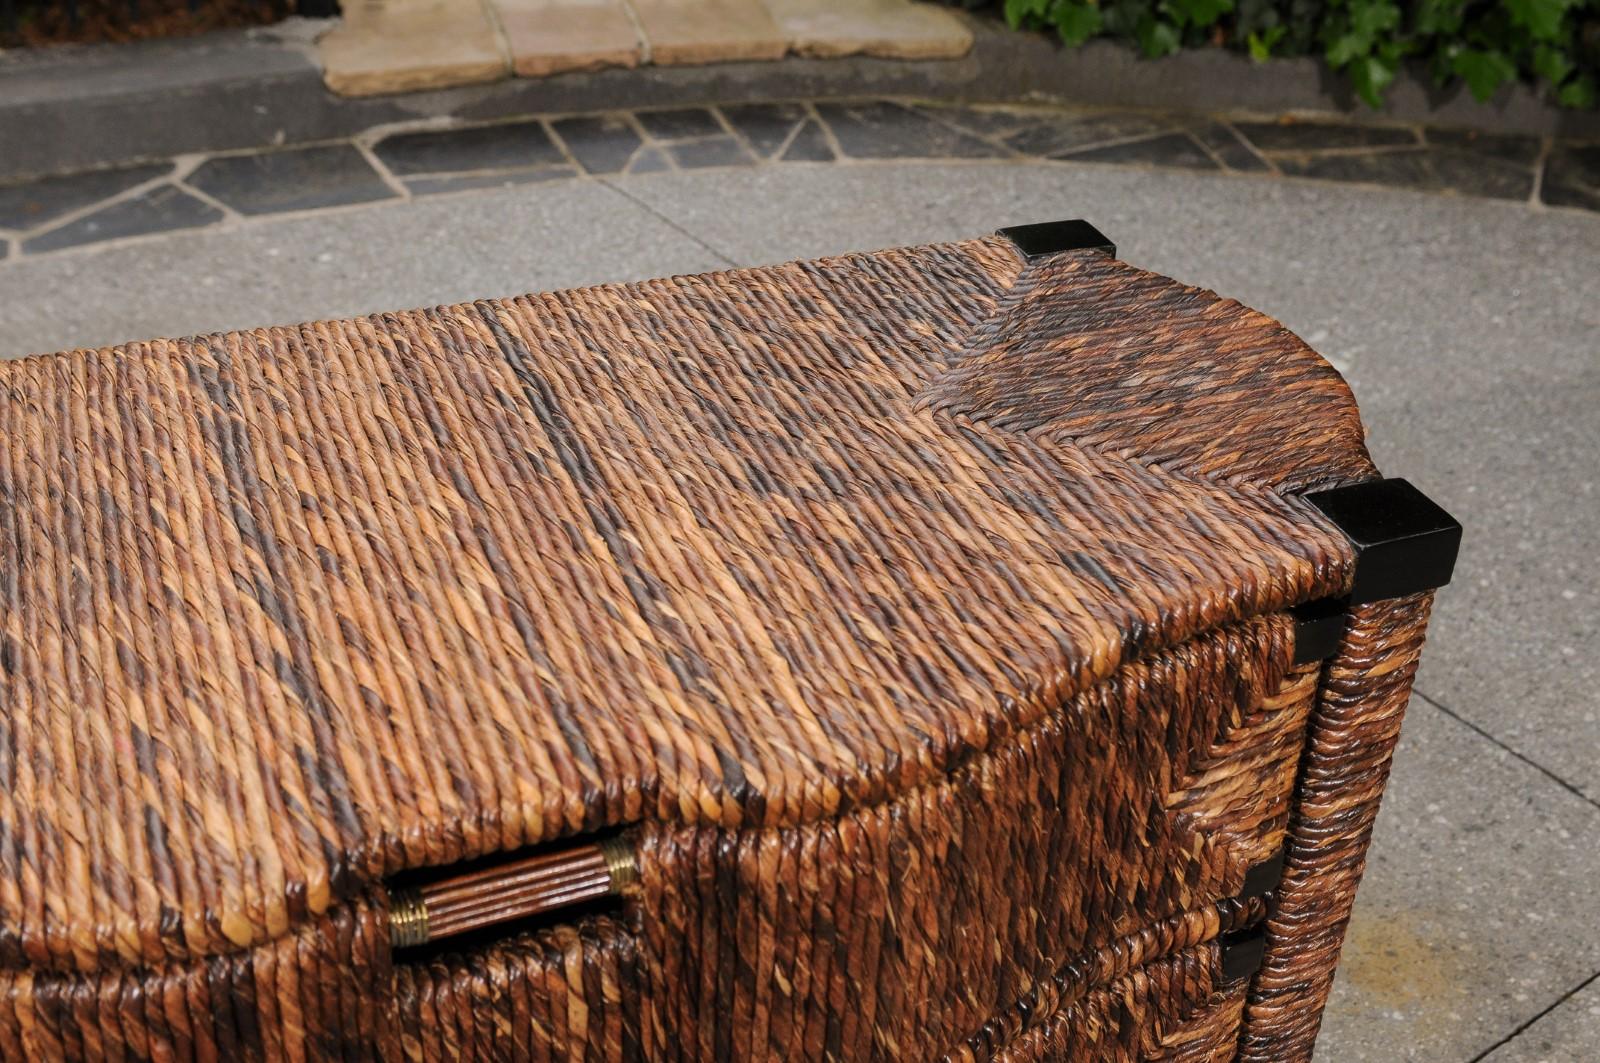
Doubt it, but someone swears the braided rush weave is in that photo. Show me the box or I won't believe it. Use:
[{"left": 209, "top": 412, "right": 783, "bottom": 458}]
[{"left": 0, "top": 236, "right": 1426, "bottom": 1061}]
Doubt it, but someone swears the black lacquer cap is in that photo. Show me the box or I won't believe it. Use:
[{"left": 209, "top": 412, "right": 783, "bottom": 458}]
[
  {"left": 1305, "top": 478, "right": 1462, "bottom": 605},
  {"left": 997, "top": 219, "right": 1116, "bottom": 260}
]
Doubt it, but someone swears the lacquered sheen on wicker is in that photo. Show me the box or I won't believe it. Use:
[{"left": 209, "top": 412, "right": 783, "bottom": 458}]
[{"left": 0, "top": 235, "right": 1431, "bottom": 1061}]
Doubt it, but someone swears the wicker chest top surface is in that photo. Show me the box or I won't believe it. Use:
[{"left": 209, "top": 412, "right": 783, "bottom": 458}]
[{"left": 0, "top": 231, "right": 1379, "bottom": 1019}]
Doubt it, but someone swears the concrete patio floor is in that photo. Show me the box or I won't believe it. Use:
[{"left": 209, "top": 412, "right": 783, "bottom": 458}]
[{"left": 1, "top": 157, "right": 1596, "bottom": 1061}]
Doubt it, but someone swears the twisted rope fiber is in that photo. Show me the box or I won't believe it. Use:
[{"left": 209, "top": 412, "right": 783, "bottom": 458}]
[
  {"left": 1, "top": 615, "right": 1322, "bottom": 1059},
  {"left": 1237, "top": 593, "right": 1436, "bottom": 1062},
  {"left": 0, "top": 232, "right": 1425, "bottom": 1059}
]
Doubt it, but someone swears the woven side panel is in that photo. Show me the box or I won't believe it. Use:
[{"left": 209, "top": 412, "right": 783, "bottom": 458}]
[
  {"left": 0, "top": 616, "right": 1307, "bottom": 1061},
  {"left": 919, "top": 251, "right": 1375, "bottom": 492},
  {"left": 1236, "top": 594, "right": 1434, "bottom": 1061},
  {"left": 0, "top": 900, "right": 393, "bottom": 1062},
  {"left": 1149, "top": 987, "right": 1247, "bottom": 1062},
  {"left": 982, "top": 945, "right": 1227, "bottom": 1063},
  {"left": 949, "top": 898, "right": 1262, "bottom": 1063},
  {"left": 632, "top": 618, "right": 1302, "bottom": 1062},
  {"left": 392, "top": 916, "right": 645, "bottom": 1063},
  {"left": 1164, "top": 662, "right": 1317, "bottom": 873}
]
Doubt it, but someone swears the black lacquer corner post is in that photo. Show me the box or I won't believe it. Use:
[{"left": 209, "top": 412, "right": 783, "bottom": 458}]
[
  {"left": 1304, "top": 478, "right": 1462, "bottom": 605},
  {"left": 1220, "top": 925, "right": 1269, "bottom": 983},
  {"left": 1237, "top": 849, "right": 1288, "bottom": 902},
  {"left": 1231, "top": 484, "right": 1458, "bottom": 944},
  {"left": 997, "top": 219, "right": 1116, "bottom": 259},
  {"left": 1292, "top": 478, "right": 1461, "bottom": 663}
]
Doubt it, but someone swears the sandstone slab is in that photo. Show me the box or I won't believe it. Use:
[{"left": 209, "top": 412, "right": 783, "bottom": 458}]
[
  {"left": 319, "top": 0, "right": 508, "bottom": 97},
  {"left": 761, "top": 0, "right": 972, "bottom": 60},
  {"left": 494, "top": 0, "right": 643, "bottom": 78},
  {"left": 629, "top": 0, "right": 786, "bottom": 65}
]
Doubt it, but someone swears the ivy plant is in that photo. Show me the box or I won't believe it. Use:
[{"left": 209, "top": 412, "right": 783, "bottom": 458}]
[{"left": 989, "top": 0, "right": 1598, "bottom": 108}]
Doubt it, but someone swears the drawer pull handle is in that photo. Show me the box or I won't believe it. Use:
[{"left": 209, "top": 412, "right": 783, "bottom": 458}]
[{"left": 389, "top": 834, "right": 636, "bottom": 949}]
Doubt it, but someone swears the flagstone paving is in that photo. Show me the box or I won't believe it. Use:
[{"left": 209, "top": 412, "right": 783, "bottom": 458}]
[{"left": 0, "top": 99, "right": 1593, "bottom": 261}]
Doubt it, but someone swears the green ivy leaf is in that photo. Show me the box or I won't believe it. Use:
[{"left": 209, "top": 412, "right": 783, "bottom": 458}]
[
  {"left": 1413, "top": 0, "right": 1466, "bottom": 35},
  {"left": 1247, "top": 26, "right": 1286, "bottom": 61},
  {"left": 1504, "top": 0, "right": 1571, "bottom": 41},
  {"left": 1136, "top": 16, "right": 1183, "bottom": 57},
  {"left": 1051, "top": 0, "right": 1105, "bottom": 45},
  {"left": 1322, "top": 0, "right": 1399, "bottom": 68},
  {"left": 1349, "top": 0, "right": 1401, "bottom": 38},
  {"left": 1349, "top": 53, "right": 1398, "bottom": 108},
  {"left": 1532, "top": 45, "right": 1574, "bottom": 86},
  {"left": 1451, "top": 49, "right": 1518, "bottom": 101},
  {"left": 1004, "top": 0, "right": 1050, "bottom": 28},
  {"left": 1167, "top": 0, "right": 1234, "bottom": 28},
  {"left": 992, "top": 0, "right": 1598, "bottom": 113},
  {"left": 1325, "top": 33, "right": 1367, "bottom": 68},
  {"left": 1557, "top": 74, "right": 1597, "bottom": 109}
]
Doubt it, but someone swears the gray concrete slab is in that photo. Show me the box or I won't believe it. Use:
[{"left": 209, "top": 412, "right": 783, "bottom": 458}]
[
  {"left": 0, "top": 178, "right": 726, "bottom": 357},
  {"left": 1317, "top": 699, "right": 1600, "bottom": 1061},
  {"left": 1481, "top": 976, "right": 1600, "bottom": 1061},
  {"left": 0, "top": 158, "right": 1596, "bottom": 1059}
]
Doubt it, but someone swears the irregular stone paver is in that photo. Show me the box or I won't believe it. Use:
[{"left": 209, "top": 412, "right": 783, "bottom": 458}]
[
  {"left": 493, "top": 0, "right": 642, "bottom": 78},
  {"left": 318, "top": 0, "right": 508, "bottom": 97},
  {"left": 22, "top": 185, "right": 222, "bottom": 253},
  {"left": 187, "top": 146, "right": 396, "bottom": 216},
  {"left": 1481, "top": 976, "right": 1600, "bottom": 1061},
  {"left": 552, "top": 115, "right": 645, "bottom": 174},
  {"left": 1002, "top": 111, "right": 1174, "bottom": 157},
  {"left": 720, "top": 102, "right": 811, "bottom": 157},
  {"left": 1189, "top": 121, "right": 1271, "bottom": 173},
  {"left": 374, "top": 120, "right": 566, "bottom": 175},
  {"left": 1232, "top": 119, "right": 1419, "bottom": 151},
  {"left": 0, "top": 98, "right": 1591, "bottom": 261},
  {"left": 1273, "top": 146, "right": 1535, "bottom": 200},
  {"left": 0, "top": 163, "right": 171, "bottom": 232},
  {"left": 667, "top": 137, "right": 754, "bottom": 168},
  {"left": 1542, "top": 142, "right": 1600, "bottom": 211},
  {"left": 627, "top": 147, "right": 672, "bottom": 173},
  {"left": 636, "top": 107, "right": 725, "bottom": 140},
  {"left": 762, "top": 0, "right": 971, "bottom": 59},
  {"left": 1058, "top": 131, "right": 1218, "bottom": 170},
  {"left": 816, "top": 101, "right": 1001, "bottom": 158},
  {"left": 780, "top": 121, "right": 834, "bottom": 161},
  {"left": 1425, "top": 127, "right": 1542, "bottom": 163},
  {"left": 912, "top": 104, "right": 1047, "bottom": 139},
  {"left": 629, "top": 0, "right": 786, "bottom": 65}
]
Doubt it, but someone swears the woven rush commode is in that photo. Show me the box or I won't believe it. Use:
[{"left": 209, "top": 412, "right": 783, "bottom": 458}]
[{"left": 0, "top": 220, "right": 1459, "bottom": 1062}]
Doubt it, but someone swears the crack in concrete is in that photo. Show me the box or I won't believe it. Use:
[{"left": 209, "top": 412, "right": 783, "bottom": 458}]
[
  {"left": 595, "top": 176, "right": 741, "bottom": 268},
  {"left": 1466, "top": 967, "right": 1600, "bottom": 1061},
  {"left": 1413, "top": 689, "right": 1600, "bottom": 813}
]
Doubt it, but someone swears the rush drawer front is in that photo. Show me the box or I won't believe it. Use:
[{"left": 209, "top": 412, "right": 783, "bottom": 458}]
[{"left": 406, "top": 614, "right": 1310, "bottom": 1061}]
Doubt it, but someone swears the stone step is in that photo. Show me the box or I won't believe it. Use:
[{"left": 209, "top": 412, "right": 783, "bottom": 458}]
[
  {"left": 763, "top": 0, "right": 970, "bottom": 60},
  {"left": 494, "top": 0, "right": 645, "bottom": 78},
  {"left": 320, "top": 0, "right": 509, "bottom": 97},
  {"left": 631, "top": 0, "right": 785, "bottom": 66},
  {"left": 317, "top": 0, "right": 972, "bottom": 96}
]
